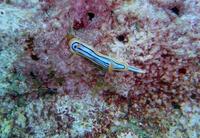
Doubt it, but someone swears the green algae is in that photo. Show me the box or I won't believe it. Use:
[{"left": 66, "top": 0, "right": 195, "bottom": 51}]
[
  {"left": 6, "top": 72, "right": 28, "bottom": 95},
  {"left": 15, "top": 109, "right": 27, "bottom": 128},
  {"left": 0, "top": 100, "right": 28, "bottom": 137},
  {"left": 111, "top": 118, "right": 149, "bottom": 138},
  {"left": 0, "top": 119, "right": 13, "bottom": 138}
]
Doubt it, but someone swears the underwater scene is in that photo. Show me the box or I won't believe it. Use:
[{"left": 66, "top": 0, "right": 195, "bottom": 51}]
[{"left": 0, "top": 0, "right": 199, "bottom": 137}]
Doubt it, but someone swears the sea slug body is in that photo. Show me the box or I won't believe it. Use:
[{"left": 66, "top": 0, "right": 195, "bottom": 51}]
[{"left": 68, "top": 37, "right": 145, "bottom": 74}]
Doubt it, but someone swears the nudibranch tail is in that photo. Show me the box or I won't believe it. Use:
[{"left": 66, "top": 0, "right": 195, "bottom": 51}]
[{"left": 128, "top": 66, "right": 146, "bottom": 73}]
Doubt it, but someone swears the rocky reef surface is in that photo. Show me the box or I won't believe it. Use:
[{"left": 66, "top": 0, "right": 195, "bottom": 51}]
[{"left": 0, "top": 0, "right": 199, "bottom": 137}]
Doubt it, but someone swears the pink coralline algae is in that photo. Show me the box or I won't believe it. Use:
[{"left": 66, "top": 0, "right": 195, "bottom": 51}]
[
  {"left": 1, "top": 0, "right": 200, "bottom": 137},
  {"left": 69, "top": 0, "right": 113, "bottom": 30}
]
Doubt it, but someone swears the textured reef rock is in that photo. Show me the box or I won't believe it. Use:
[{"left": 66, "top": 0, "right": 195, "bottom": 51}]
[{"left": 0, "top": 0, "right": 200, "bottom": 137}]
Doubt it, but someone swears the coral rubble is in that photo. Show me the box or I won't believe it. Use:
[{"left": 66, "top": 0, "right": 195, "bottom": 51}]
[{"left": 0, "top": 0, "right": 199, "bottom": 137}]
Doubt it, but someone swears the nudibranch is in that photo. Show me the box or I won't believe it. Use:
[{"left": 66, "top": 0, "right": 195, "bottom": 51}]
[{"left": 66, "top": 35, "right": 145, "bottom": 73}]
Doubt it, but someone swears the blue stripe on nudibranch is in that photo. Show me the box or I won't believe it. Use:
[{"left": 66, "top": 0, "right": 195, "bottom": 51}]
[
  {"left": 71, "top": 42, "right": 127, "bottom": 70},
  {"left": 69, "top": 38, "right": 145, "bottom": 73},
  {"left": 71, "top": 42, "right": 109, "bottom": 68}
]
